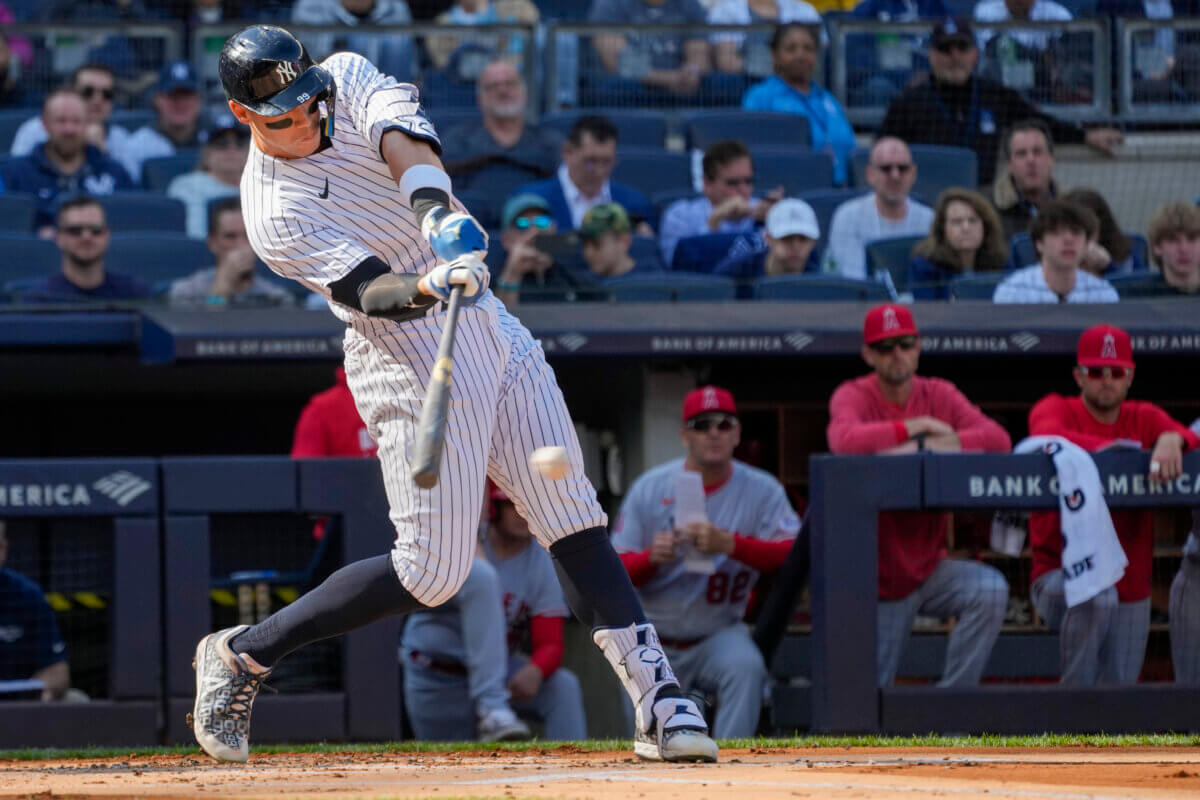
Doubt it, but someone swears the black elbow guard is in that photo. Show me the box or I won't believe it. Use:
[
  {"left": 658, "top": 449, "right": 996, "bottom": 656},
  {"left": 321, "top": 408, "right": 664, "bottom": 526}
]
[{"left": 329, "top": 256, "right": 437, "bottom": 320}]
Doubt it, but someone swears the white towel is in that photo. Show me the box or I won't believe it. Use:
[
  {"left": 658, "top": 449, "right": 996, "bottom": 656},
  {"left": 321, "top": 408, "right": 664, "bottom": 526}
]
[{"left": 1015, "top": 435, "right": 1127, "bottom": 608}]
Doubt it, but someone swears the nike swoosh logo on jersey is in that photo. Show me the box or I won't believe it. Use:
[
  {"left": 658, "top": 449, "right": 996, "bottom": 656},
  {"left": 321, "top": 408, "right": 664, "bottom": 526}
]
[{"left": 319, "top": 178, "right": 329, "bottom": 199}]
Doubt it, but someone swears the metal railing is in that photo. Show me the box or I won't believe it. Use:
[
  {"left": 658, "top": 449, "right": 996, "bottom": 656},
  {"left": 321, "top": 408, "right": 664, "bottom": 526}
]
[{"left": 1117, "top": 17, "right": 1200, "bottom": 121}]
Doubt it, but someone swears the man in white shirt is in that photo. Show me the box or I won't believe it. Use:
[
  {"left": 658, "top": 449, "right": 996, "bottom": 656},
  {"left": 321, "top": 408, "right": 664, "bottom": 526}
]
[
  {"left": 974, "top": 0, "right": 1072, "bottom": 52},
  {"left": 658, "top": 139, "right": 781, "bottom": 267},
  {"left": 993, "top": 199, "right": 1119, "bottom": 303},
  {"left": 823, "top": 137, "right": 934, "bottom": 280}
]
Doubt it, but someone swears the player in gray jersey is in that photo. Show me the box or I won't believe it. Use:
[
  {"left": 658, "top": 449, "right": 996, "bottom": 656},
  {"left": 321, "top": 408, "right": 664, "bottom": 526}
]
[
  {"left": 1170, "top": 418, "right": 1200, "bottom": 684},
  {"left": 613, "top": 386, "right": 800, "bottom": 738},
  {"left": 189, "top": 24, "right": 714, "bottom": 765},
  {"left": 403, "top": 483, "right": 587, "bottom": 740}
]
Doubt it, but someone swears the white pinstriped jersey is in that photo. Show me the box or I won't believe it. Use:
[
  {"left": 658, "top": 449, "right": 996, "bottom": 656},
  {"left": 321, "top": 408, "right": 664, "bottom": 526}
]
[
  {"left": 241, "top": 51, "right": 448, "bottom": 331},
  {"left": 612, "top": 459, "right": 800, "bottom": 640},
  {"left": 237, "top": 50, "right": 606, "bottom": 608}
]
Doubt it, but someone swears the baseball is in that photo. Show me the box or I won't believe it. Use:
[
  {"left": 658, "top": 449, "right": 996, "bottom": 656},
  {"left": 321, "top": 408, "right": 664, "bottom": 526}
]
[{"left": 529, "top": 446, "right": 569, "bottom": 480}]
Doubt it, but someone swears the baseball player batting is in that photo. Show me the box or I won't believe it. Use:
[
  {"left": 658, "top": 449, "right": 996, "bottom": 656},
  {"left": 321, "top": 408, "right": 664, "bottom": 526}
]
[{"left": 189, "top": 25, "right": 715, "bottom": 764}]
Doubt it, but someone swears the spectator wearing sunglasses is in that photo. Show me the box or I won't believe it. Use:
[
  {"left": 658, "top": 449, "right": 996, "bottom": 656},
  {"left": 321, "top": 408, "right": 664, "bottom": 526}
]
[
  {"left": 878, "top": 18, "right": 1121, "bottom": 187},
  {"left": 828, "top": 304, "right": 1011, "bottom": 687},
  {"left": 823, "top": 137, "right": 933, "bottom": 280},
  {"left": 659, "top": 140, "right": 783, "bottom": 268},
  {"left": 493, "top": 193, "right": 563, "bottom": 307},
  {"left": 0, "top": 90, "right": 133, "bottom": 236},
  {"left": 15, "top": 196, "right": 150, "bottom": 303},
  {"left": 612, "top": 386, "right": 800, "bottom": 738},
  {"left": 1027, "top": 325, "right": 1199, "bottom": 685},
  {"left": 10, "top": 64, "right": 130, "bottom": 158},
  {"left": 992, "top": 200, "right": 1119, "bottom": 303}
]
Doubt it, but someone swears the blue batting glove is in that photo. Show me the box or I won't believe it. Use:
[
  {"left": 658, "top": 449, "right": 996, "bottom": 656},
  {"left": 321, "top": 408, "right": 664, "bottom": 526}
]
[{"left": 425, "top": 211, "right": 489, "bottom": 262}]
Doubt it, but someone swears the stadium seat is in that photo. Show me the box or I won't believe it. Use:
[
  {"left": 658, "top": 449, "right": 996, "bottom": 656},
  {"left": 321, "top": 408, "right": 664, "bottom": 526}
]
[
  {"left": 850, "top": 144, "right": 980, "bottom": 197},
  {"left": 107, "top": 233, "right": 213, "bottom": 286},
  {"left": 797, "top": 188, "right": 868, "bottom": 258},
  {"left": 456, "top": 161, "right": 546, "bottom": 211},
  {"left": 683, "top": 111, "right": 811, "bottom": 151},
  {"left": 949, "top": 273, "right": 1004, "bottom": 300},
  {"left": 752, "top": 147, "right": 836, "bottom": 195},
  {"left": 536, "top": 0, "right": 589, "bottom": 19},
  {"left": 611, "top": 148, "right": 692, "bottom": 198},
  {"left": 671, "top": 231, "right": 760, "bottom": 273},
  {"left": 141, "top": 152, "right": 200, "bottom": 192},
  {"left": 0, "top": 193, "right": 37, "bottom": 232},
  {"left": 0, "top": 109, "right": 29, "bottom": 153},
  {"left": 0, "top": 233, "right": 59, "bottom": 276},
  {"left": 539, "top": 109, "right": 668, "bottom": 148},
  {"left": 100, "top": 193, "right": 187, "bottom": 233},
  {"left": 630, "top": 236, "right": 666, "bottom": 271},
  {"left": 1108, "top": 272, "right": 1172, "bottom": 298},
  {"left": 866, "top": 235, "right": 925, "bottom": 294},
  {"left": 605, "top": 273, "right": 736, "bottom": 302},
  {"left": 1006, "top": 232, "right": 1037, "bottom": 271},
  {"left": 110, "top": 109, "right": 156, "bottom": 132},
  {"left": 425, "top": 108, "right": 481, "bottom": 135},
  {"left": 750, "top": 274, "right": 890, "bottom": 301}
]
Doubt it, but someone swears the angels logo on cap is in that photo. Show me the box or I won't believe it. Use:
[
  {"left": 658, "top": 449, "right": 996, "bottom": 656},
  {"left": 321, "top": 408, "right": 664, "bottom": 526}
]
[
  {"left": 1100, "top": 333, "right": 1118, "bottom": 361},
  {"left": 701, "top": 387, "right": 720, "bottom": 410},
  {"left": 883, "top": 308, "right": 900, "bottom": 332},
  {"left": 1076, "top": 324, "right": 1134, "bottom": 368},
  {"left": 681, "top": 385, "right": 737, "bottom": 421}
]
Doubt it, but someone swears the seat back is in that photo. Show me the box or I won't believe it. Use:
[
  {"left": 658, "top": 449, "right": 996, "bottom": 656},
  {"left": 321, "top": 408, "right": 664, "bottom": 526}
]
[
  {"left": 611, "top": 148, "right": 692, "bottom": 197},
  {"left": 684, "top": 111, "right": 811, "bottom": 151},
  {"left": 110, "top": 109, "right": 156, "bottom": 132},
  {"left": 605, "top": 273, "right": 736, "bottom": 302},
  {"left": 107, "top": 233, "right": 213, "bottom": 286},
  {"left": 0, "top": 234, "right": 59, "bottom": 285},
  {"left": 539, "top": 109, "right": 668, "bottom": 148},
  {"left": 453, "top": 188, "right": 500, "bottom": 231},
  {"left": 0, "top": 109, "right": 30, "bottom": 153},
  {"left": 750, "top": 274, "right": 890, "bottom": 301},
  {"left": 950, "top": 272, "right": 1004, "bottom": 300},
  {"left": 0, "top": 193, "right": 37, "bottom": 232},
  {"left": 100, "top": 193, "right": 188, "bottom": 233},
  {"left": 866, "top": 235, "right": 924, "bottom": 294},
  {"left": 797, "top": 188, "right": 868, "bottom": 259},
  {"left": 456, "top": 162, "right": 545, "bottom": 211},
  {"left": 851, "top": 144, "right": 979, "bottom": 197},
  {"left": 1007, "top": 232, "right": 1037, "bottom": 271},
  {"left": 141, "top": 152, "right": 200, "bottom": 191},
  {"left": 751, "top": 147, "right": 836, "bottom": 195}
]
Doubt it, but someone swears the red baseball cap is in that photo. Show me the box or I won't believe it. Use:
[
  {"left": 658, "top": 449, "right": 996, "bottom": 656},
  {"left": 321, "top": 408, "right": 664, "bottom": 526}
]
[
  {"left": 682, "top": 385, "right": 737, "bottom": 422},
  {"left": 863, "top": 304, "right": 919, "bottom": 345},
  {"left": 1077, "top": 324, "right": 1134, "bottom": 368},
  {"left": 487, "top": 479, "right": 510, "bottom": 503}
]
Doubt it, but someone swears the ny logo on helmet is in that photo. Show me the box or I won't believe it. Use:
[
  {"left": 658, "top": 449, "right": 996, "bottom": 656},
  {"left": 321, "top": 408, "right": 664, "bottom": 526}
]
[{"left": 276, "top": 61, "right": 299, "bottom": 83}]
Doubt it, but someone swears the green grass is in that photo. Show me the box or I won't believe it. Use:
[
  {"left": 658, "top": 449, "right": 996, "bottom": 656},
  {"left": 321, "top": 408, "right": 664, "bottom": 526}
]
[{"left": 4, "top": 733, "right": 1200, "bottom": 761}]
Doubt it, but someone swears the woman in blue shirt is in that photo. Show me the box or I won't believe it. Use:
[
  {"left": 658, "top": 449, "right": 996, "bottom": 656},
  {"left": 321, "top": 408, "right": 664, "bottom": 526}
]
[{"left": 741, "top": 23, "right": 856, "bottom": 185}]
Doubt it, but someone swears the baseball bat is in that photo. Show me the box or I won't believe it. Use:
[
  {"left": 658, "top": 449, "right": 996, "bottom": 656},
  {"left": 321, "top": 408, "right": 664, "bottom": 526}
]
[{"left": 411, "top": 285, "right": 464, "bottom": 489}]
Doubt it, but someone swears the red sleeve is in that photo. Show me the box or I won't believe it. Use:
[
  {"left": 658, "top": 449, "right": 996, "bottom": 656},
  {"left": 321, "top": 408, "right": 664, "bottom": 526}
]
[
  {"left": 827, "top": 382, "right": 908, "bottom": 454},
  {"left": 1028, "top": 394, "right": 1120, "bottom": 451},
  {"left": 619, "top": 549, "right": 657, "bottom": 586},
  {"left": 730, "top": 535, "right": 794, "bottom": 572},
  {"left": 1139, "top": 403, "right": 1200, "bottom": 450},
  {"left": 290, "top": 402, "right": 328, "bottom": 457},
  {"left": 528, "top": 615, "right": 564, "bottom": 677},
  {"left": 939, "top": 381, "right": 1012, "bottom": 452}
]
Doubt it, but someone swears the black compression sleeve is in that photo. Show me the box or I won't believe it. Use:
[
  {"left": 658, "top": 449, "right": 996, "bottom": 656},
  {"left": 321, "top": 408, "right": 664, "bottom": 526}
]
[
  {"left": 327, "top": 256, "right": 392, "bottom": 311},
  {"left": 411, "top": 187, "right": 452, "bottom": 228}
]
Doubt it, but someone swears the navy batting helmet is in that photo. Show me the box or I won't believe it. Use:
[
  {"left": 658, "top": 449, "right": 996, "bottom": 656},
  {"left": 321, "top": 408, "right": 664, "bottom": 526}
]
[{"left": 219, "top": 25, "right": 336, "bottom": 123}]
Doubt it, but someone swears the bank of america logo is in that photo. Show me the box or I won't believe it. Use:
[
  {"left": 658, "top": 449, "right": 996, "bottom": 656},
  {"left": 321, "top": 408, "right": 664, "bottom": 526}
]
[
  {"left": 784, "top": 332, "right": 814, "bottom": 351},
  {"left": 558, "top": 334, "right": 588, "bottom": 352},
  {"left": 92, "top": 471, "right": 151, "bottom": 506},
  {"left": 1010, "top": 331, "right": 1040, "bottom": 351}
]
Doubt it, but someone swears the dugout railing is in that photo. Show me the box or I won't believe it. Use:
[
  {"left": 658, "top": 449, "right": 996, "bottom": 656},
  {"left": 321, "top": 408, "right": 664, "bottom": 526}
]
[
  {"left": 776, "top": 449, "right": 1200, "bottom": 734},
  {"left": 0, "top": 459, "right": 160, "bottom": 748},
  {"left": 161, "top": 456, "right": 400, "bottom": 746}
]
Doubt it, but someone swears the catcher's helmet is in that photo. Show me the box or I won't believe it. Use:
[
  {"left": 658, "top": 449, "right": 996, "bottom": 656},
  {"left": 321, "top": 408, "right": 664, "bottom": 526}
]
[{"left": 219, "top": 25, "right": 336, "bottom": 121}]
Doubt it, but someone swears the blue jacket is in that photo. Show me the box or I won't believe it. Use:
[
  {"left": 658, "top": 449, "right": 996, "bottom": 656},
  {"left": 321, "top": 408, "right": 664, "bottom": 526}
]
[
  {"left": 907, "top": 255, "right": 958, "bottom": 300},
  {"left": 19, "top": 271, "right": 151, "bottom": 303},
  {"left": 0, "top": 144, "right": 134, "bottom": 230},
  {"left": 741, "top": 76, "right": 856, "bottom": 186},
  {"left": 514, "top": 176, "right": 653, "bottom": 232}
]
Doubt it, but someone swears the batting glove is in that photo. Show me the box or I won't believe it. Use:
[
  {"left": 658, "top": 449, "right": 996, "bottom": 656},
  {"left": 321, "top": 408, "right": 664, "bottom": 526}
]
[
  {"left": 424, "top": 254, "right": 490, "bottom": 305},
  {"left": 423, "top": 210, "right": 489, "bottom": 262}
]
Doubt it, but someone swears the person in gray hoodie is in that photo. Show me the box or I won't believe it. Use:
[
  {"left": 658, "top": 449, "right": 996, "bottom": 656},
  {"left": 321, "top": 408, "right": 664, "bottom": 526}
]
[{"left": 292, "top": 0, "right": 416, "bottom": 80}]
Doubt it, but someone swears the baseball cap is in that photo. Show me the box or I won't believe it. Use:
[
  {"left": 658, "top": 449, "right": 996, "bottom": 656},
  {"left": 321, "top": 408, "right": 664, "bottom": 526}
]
[
  {"left": 1077, "top": 324, "right": 1134, "bottom": 368},
  {"left": 931, "top": 17, "right": 975, "bottom": 47},
  {"left": 766, "top": 198, "right": 819, "bottom": 240},
  {"left": 682, "top": 385, "right": 737, "bottom": 422},
  {"left": 159, "top": 60, "right": 199, "bottom": 93},
  {"left": 863, "top": 303, "right": 919, "bottom": 344},
  {"left": 579, "top": 203, "right": 631, "bottom": 240},
  {"left": 501, "top": 193, "right": 551, "bottom": 230},
  {"left": 205, "top": 111, "right": 249, "bottom": 142}
]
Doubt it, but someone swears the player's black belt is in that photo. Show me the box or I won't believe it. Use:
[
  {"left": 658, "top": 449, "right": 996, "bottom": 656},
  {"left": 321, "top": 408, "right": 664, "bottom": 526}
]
[
  {"left": 408, "top": 649, "right": 468, "bottom": 676},
  {"left": 657, "top": 635, "right": 705, "bottom": 651}
]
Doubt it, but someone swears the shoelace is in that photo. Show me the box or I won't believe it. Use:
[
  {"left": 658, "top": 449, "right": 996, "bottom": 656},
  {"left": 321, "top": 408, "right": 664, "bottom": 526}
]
[{"left": 224, "top": 660, "right": 275, "bottom": 722}]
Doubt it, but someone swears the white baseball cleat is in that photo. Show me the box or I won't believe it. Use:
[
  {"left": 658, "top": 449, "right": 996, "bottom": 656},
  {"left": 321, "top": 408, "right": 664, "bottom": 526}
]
[
  {"left": 635, "top": 696, "right": 719, "bottom": 763},
  {"left": 477, "top": 706, "right": 532, "bottom": 743},
  {"left": 190, "top": 625, "right": 272, "bottom": 763}
]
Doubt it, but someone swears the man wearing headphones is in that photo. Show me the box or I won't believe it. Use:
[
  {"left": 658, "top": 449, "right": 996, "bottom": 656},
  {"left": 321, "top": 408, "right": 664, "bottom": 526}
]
[{"left": 400, "top": 483, "right": 587, "bottom": 741}]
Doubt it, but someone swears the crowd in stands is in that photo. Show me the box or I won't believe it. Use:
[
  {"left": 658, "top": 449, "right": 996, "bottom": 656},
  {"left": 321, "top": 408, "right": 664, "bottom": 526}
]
[{"left": 0, "top": 4, "right": 1193, "bottom": 306}]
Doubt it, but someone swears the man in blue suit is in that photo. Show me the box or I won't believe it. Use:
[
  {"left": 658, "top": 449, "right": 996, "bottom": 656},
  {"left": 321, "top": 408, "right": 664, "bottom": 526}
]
[{"left": 512, "top": 115, "right": 652, "bottom": 233}]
